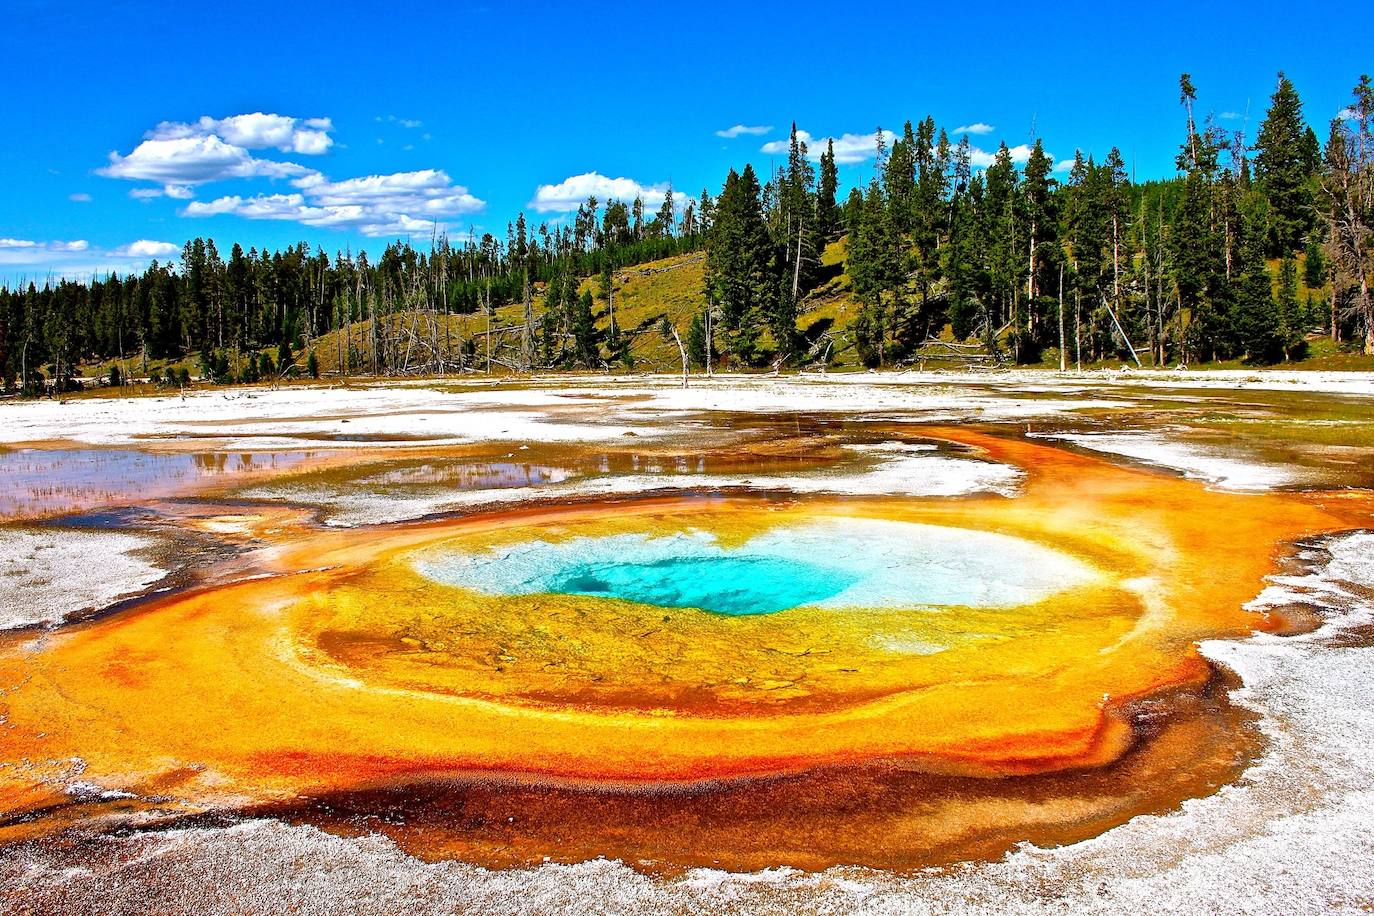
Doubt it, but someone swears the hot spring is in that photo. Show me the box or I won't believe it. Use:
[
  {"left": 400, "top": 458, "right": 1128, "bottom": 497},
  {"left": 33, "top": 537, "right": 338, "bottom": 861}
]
[{"left": 413, "top": 517, "right": 1097, "bottom": 614}]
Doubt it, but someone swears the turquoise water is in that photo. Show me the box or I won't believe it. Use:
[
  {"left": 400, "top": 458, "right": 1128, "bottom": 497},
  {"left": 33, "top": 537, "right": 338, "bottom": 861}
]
[
  {"left": 415, "top": 518, "right": 1095, "bottom": 617},
  {"left": 545, "top": 555, "right": 858, "bottom": 615}
]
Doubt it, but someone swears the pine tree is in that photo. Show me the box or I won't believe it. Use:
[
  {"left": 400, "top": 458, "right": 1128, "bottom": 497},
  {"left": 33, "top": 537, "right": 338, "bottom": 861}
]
[
  {"left": 1233, "top": 198, "right": 1285, "bottom": 362},
  {"left": 704, "top": 164, "right": 777, "bottom": 363},
  {"left": 779, "top": 122, "right": 819, "bottom": 326},
  {"left": 686, "top": 311, "right": 711, "bottom": 369},
  {"left": 945, "top": 137, "right": 982, "bottom": 342},
  {"left": 984, "top": 144, "right": 1020, "bottom": 355},
  {"left": 908, "top": 119, "right": 947, "bottom": 343},
  {"left": 1254, "top": 71, "right": 1314, "bottom": 254},
  {"left": 1018, "top": 140, "right": 1056, "bottom": 359},
  {"left": 1304, "top": 232, "right": 1326, "bottom": 289},
  {"left": 884, "top": 121, "right": 917, "bottom": 235},
  {"left": 815, "top": 139, "right": 840, "bottom": 241},
  {"left": 571, "top": 289, "right": 598, "bottom": 367},
  {"left": 1277, "top": 254, "right": 1304, "bottom": 358},
  {"left": 655, "top": 184, "right": 676, "bottom": 237}
]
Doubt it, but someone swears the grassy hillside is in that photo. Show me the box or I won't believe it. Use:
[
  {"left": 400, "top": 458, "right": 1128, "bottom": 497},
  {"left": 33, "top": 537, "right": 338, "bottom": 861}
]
[
  {"left": 72, "top": 241, "right": 1374, "bottom": 385},
  {"left": 303, "top": 248, "right": 873, "bottom": 377}
]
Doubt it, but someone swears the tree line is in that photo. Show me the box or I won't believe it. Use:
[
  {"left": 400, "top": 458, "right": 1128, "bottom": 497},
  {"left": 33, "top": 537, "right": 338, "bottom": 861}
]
[
  {"left": 700, "top": 71, "right": 1374, "bottom": 370},
  {"left": 2, "top": 70, "right": 1372, "bottom": 393},
  {"left": 0, "top": 192, "right": 704, "bottom": 391}
]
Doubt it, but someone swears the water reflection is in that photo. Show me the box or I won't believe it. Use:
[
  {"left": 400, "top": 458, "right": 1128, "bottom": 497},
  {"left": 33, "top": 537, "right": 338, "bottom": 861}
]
[
  {"left": 359, "top": 462, "right": 571, "bottom": 490},
  {"left": 0, "top": 448, "right": 316, "bottom": 519}
]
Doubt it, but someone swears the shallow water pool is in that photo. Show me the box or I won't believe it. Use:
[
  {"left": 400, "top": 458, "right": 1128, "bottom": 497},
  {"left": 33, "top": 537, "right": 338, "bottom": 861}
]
[{"left": 415, "top": 517, "right": 1096, "bottom": 615}]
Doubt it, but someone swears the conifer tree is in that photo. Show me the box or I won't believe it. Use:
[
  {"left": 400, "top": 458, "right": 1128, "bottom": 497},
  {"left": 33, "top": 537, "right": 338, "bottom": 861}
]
[
  {"left": 1233, "top": 197, "right": 1284, "bottom": 362},
  {"left": 984, "top": 144, "right": 1020, "bottom": 355},
  {"left": 884, "top": 121, "right": 917, "bottom": 235},
  {"left": 1304, "top": 233, "right": 1326, "bottom": 289},
  {"left": 1277, "top": 254, "right": 1304, "bottom": 358},
  {"left": 704, "top": 164, "right": 776, "bottom": 362},
  {"left": 1254, "top": 71, "right": 1314, "bottom": 254},
  {"left": 815, "top": 139, "right": 840, "bottom": 241},
  {"left": 1019, "top": 140, "right": 1056, "bottom": 359},
  {"left": 571, "top": 289, "right": 598, "bottom": 367},
  {"left": 945, "top": 137, "right": 982, "bottom": 342}
]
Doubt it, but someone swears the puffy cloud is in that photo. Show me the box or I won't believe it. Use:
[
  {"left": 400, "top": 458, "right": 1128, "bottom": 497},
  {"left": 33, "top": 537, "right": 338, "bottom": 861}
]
[
  {"left": 148, "top": 112, "right": 335, "bottom": 155},
  {"left": 967, "top": 143, "right": 1039, "bottom": 168},
  {"left": 99, "top": 135, "right": 310, "bottom": 186},
  {"left": 69, "top": 192, "right": 92, "bottom": 202},
  {"left": 115, "top": 240, "right": 180, "bottom": 258},
  {"left": 529, "top": 172, "right": 674, "bottom": 212},
  {"left": 716, "top": 124, "right": 772, "bottom": 138},
  {"left": 953, "top": 122, "right": 995, "bottom": 135},
  {"left": 760, "top": 129, "right": 898, "bottom": 165},
  {"left": 104, "top": 111, "right": 485, "bottom": 237},
  {"left": 99, "top": 112, "right": 332, "bottom": 196},
  {"left": 1053, "top": 158, "right": 1077, "bottom": 173},
  {"left": 0, "top": 238, "right": 39, "bottom": 249},
  {"left": 182, "top": 169, "right": 485, "bottom": 237}
]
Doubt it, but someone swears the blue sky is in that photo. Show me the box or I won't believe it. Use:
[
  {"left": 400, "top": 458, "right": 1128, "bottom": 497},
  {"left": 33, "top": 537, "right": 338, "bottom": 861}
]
[{"left": 0, "top": 0, "right": 1364, "bottom": 281}]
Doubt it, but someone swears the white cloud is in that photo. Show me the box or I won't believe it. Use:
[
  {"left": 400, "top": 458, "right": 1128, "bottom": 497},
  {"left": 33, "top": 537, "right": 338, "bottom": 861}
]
[
  {"left": 0, "top": 238, "right": 178, "bottom": 281},
  {"left": 116, "top": 240, "right": 180, "bottom": 258},
  {"left": 104, "top": 112, "right": 485, "bottom": 238},
  {"left": 0, "top": 238, "right": 87, "bottom": 255},
  {"left": 716, "top": 124, "right": 772, "bottom": 138},
  {"left": 182, "top": 169, "right": 485, "bottom": 237},
  {"left": 1053, "top": 158, "right": 1077, "bottom": 173},
  {"left": 69, "top": 192, "right": 92, "bottom": 202},
  {"left": 760, "top": 129, "right": 898, "bottom": 165},
  {"left": 967, "top": 143, "right": 1040, "bottom": 168},
  {"left": 1219, "top": 111, "right": 1242, "bottom": 121},
  {"left": 128, "top": 184, "right": 196, "bottom": 201},
  {"left": 529, "top": 172, "right": 675, "bottom": 212},
  {"left": 100, "top": 112, "right": 333, "bottom": 196},
  {"left": 954, "top": 122, "right": 995, "bottom": 135},
  {"left": 99, "top": 135, "right": 311, "bottom": 186},
  {"left": 148, "top": 112, "right": 335, "bottom": 155}
]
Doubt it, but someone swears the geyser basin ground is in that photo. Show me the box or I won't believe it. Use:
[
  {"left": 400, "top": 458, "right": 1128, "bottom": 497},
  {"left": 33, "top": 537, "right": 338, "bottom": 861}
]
[
  {"left": 414, "top": 518, "right": 1095, "bottom": 615},
  {"left": 3, "top": 379, "right": 1374, "bottom": 905}
]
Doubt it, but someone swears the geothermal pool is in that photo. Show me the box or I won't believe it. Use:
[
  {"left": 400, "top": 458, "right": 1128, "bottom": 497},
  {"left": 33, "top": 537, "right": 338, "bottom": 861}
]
[
  {"left": 415, "top": 518, "right": 1096, "bottom": 614},
  {"left": 1, "top": 372, "right": 1373, "bottom": 914}
]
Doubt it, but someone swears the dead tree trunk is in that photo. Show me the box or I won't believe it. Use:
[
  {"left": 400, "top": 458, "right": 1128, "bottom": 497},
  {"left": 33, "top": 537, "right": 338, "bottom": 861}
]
[
  {"left": 521, "top": 268, "right": 533, "bottom": 373},
  {"left": 1057, "top": 264, "right": 1066, "bottom": 372},
  {"left": 667, "top": 322, "right": 689, "bottom": 388},
  {"left": 1101, "top": 292, "right": 1142, "bottom": 366}
]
